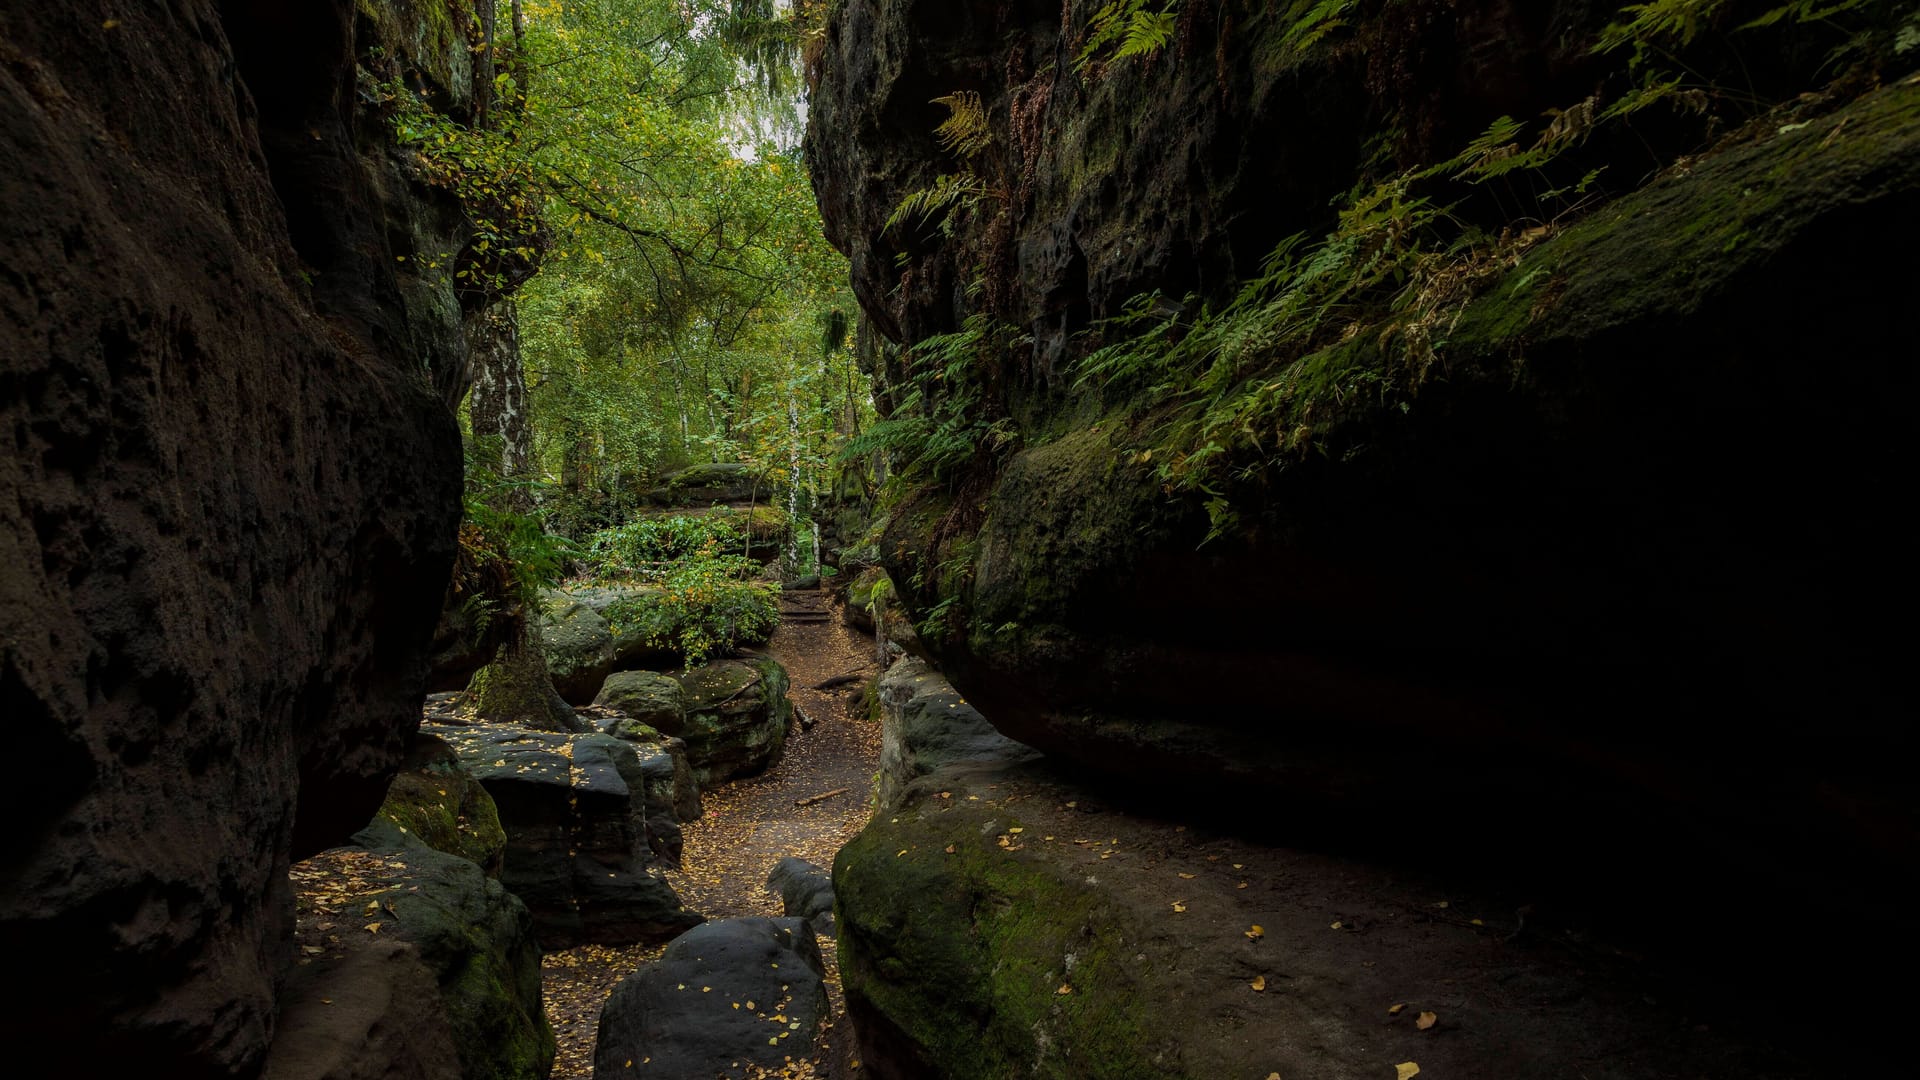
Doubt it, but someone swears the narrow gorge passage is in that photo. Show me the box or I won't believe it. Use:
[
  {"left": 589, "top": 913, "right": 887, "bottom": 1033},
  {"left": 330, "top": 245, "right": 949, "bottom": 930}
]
[{"left": 545, "top": 587, "right": 884, "bottom": 1080}]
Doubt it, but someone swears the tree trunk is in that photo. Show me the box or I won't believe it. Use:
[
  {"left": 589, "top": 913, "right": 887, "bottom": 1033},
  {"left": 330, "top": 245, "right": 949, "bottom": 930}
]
[{"left": 467, "top": 300, "right": 534, "bottom": 510}]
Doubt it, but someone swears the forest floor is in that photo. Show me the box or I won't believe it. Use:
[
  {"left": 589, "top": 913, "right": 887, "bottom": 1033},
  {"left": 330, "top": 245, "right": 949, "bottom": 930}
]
[{"left": 544, "top": 583, "right": 883, "bottom": 1080}]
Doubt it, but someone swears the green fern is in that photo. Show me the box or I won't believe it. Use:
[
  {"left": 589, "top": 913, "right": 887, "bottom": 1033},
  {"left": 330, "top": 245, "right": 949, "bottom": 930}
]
[
  {"left": 1076, "top": 0, "right": 1182, "bottom": 73},
  {"left": 1595, "top": 0, "right": 1732, "bottom": 53},
  {"left": 1595, "top": 0, "right": 1875, "bottom": 54},
  {"left": 1742, "top": 0, "right": 1875, "bottom": 28},
  {"left": 931, "top": 91, "right": 992, "bottom": 158},
  {"left": 884, "top": 173, "right": 984, "bottom": 236},
  {"left": 1282, "top": 0, "right": 1359, "bottom": 52}
]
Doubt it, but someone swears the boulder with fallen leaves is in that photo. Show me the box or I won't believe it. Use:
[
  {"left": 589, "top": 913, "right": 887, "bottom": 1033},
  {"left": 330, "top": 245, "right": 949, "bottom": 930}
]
[{"left": 592, "top": 917, "right": 828, "bottom": 1079}]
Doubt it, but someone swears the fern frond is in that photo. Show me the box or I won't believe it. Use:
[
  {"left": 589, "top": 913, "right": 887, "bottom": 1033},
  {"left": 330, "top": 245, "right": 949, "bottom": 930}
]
[
  {"left": 931, "top": 91, "right": 992, "bottom": 158},
  {"left": 1076, "top": 0, "right": 1182, "bottom": 73},
  {"left": 884, "top": 173, "right": 980, "bottom": 235},
  {"left": 1742, "top": 0, "right": 1872, "bottom": 29},
  {"left": 1117, "top": 11, "right": 1178, "bottom": 58},
  {"left": 1282, "top": 0, "right": 1358, "bottom": 51},
  {"left": 1594, "top": 0, "right": 1733, "bottom": 54}
]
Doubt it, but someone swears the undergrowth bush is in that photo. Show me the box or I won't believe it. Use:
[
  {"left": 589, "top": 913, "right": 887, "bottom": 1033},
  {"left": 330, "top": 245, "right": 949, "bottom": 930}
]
[
  {"left": 602, "top": 557, "right": 779, "bottom": 665},
  {"left": 582, "top": 513, "right": 750, "bottom": 582},
  {"left": 586, "top": 512, "right": 778, "bottom": 664}
]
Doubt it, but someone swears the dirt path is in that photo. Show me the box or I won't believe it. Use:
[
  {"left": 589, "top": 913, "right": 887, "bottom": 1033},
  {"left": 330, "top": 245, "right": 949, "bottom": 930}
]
[{"left": 545, "top": 585, "right": 883, "bottom": 1080}]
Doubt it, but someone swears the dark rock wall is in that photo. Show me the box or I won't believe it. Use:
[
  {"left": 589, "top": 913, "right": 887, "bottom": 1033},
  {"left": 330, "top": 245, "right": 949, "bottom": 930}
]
[
  {"left": 805, "top": 0, "right": 1919, "bottom": 1006},
  {"left": 0, "top": 2, "right": 474, "bottom": 1074}
]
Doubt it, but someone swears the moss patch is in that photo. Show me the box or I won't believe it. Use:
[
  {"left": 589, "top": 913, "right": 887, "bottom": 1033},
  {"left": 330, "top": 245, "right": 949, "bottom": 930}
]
[
  {"left": 835, "top": 804, "right": 1181, "bottom": 1079},
  {"left": 375, "top": 764, "right": 507, "bottom": 875}
]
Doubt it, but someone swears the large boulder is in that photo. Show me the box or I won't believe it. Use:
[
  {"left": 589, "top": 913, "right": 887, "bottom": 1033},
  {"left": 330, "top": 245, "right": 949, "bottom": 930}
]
[
  {"left": 675, "top": 658, "right": 793, "bottom": 786},
  {"left": 266, "top": 936, "right": 461, "bottom": 1080},
  {"left": 765, "top": 857, "right": 836, "bottom": 938},
  {"left": 538, "top": 590, "right": 619, "bottom": 704},
  {"left": 593, "top": 670, "right": 687, "bottom": 735},
  {"left": 544, "top": 586, "right": 714, "bottom": 702},
  {"left": 428, "top": 723, "right": 701, "bottom": 948},
  {"left": 592, "top": 918, "right": 828, "bottom": 1080},
  {"left": 875, "top": 657, "right": 1037, "bottom": 806},
  {"left": 370, "top": 733, "right": 507, "bottom": 875},
  {"left": 0, "top": 2, "right": 476, "bottom": 1072},
  {"left": 270, "top": 824, "right": 554, "bottom": 1080},
  {"left": 598, "top": 713, "right": 703, "bottom": 845},
  {"left": 641, "top": 462, "right": 762, "bottom": 506},
  {"left": 834, "top": 756, "right": 1823, "bottom": 1080}
]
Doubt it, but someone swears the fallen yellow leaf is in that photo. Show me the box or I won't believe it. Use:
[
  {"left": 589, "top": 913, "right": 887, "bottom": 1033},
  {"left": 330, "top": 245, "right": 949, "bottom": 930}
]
[
  {"left": 364, "top": 922, "right": 381, "bottom": 934},
  {"left": 896, "top": 849, "right": 908, "bottom": 857},
  {"left": 1238, "top": 881, "right": 1250, "bottom": 889},
  {"left": 1246, "top": 925, "right": 1265, "bottom": 941},
  {"left": 1330, "top": 921, "right": 1343, "bottom": 930},
  {"left": 1470, "top": 918, "right": 1484, "bottom": 926},
  {"left": 1056, "top": 984, "right": 1072, "bottom": 995},
  {"left": 1172, "top": 901, "right": 1188, "bottom": 913},
  {"left": 1267, "top": 1074, "right": 1281, "bottom": 1080},
  {"left": 1417, "top": 1011, "right": 1437, "bottom": 1031},
  {"left": 1251, "top": 975, "right": 1267, "bottom": 991},
  {"left": 1396, "top": 1063, "right": 1421, "bottom": 1080},
  {"left": 944, "top": 844, "right": 957, "bottom": 854},
  {"left": 1178, "top": 872, "right": 1196, "bottom": 879},
  {"left": 1388, "top": 1003, "right": 1407, "bottom": 1015}
]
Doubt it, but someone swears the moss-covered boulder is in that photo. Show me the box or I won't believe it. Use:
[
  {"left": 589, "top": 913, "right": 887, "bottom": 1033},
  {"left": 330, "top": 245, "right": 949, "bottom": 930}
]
[
  {"left": 593, "top": 670, "right": 687, "bottom": 735},
  {"left": 835, "top": 799, "right": 1171, "bottom": 1080},
  {"left": 675, "top": 657, "right": 793, "bottom": 786},
  {"left": 641, "top": 461, "right": 763, "bottom": 506},
  {"left": 600, "top": 716, "right": 703, "bottom": 825},
  {"left": 537, "top": 589, "right": 620, "bottom": 704},
  {"left": 369, "top": 734, "right": 507, "bottom": 875},
  {"left": 349, "top": 820, "right": 556, "bottom": 1080}
]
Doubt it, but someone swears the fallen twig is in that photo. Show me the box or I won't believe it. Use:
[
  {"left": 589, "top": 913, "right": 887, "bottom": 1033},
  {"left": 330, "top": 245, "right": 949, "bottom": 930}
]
[{"left": 795, "top": 788, "right": 848, "bottom": 808}]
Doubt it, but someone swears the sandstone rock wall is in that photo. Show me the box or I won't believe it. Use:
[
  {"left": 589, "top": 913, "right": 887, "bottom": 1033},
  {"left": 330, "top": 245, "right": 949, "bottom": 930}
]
[
  {"left": 805, "top": 0, "right": 1920, "bottom": 1031},
  {"left": 0, "top": 3, "right": 482, "bottom": 1073}
]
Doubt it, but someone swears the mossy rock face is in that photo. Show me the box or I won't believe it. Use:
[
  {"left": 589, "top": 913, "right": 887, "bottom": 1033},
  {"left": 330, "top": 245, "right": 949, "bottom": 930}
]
[
  {"left": 537, "top": 590, "right": 619, "bottom": 705},
  {"left": 675, "top": 658, "right": 792, "bottom": 786},
  {"left": 874, "top": 657, "right": 1036, "bottom": 806},
  {"left": 843, "top": 565, "right": 920, "bottom": 655},
  {"left": 834, "top": 802, "right": 1175, "bottom": 1080},
  {"left": 372, "top": 734, "right": 507, "bottom": 875},
  {"left": 352, "top": 820, "right": 556, "bottom": 1080},
  {"left": 968, "top": 424, "right": 1180, "bottom": 633},
  {"left": 593, "top": 670, "right": 688, "bottom": 735},
  {"left": 355, "top": 0, "right": 475, "bottom": 109}
]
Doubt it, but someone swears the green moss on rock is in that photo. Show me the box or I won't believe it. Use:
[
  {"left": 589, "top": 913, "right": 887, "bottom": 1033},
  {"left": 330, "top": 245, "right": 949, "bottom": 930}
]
[
  {"left": 835, "top": 805, "right": 1181, "bottom": 1079},
  {"left": 375, "top": 761, "right": 506, "bottom": 876}
]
